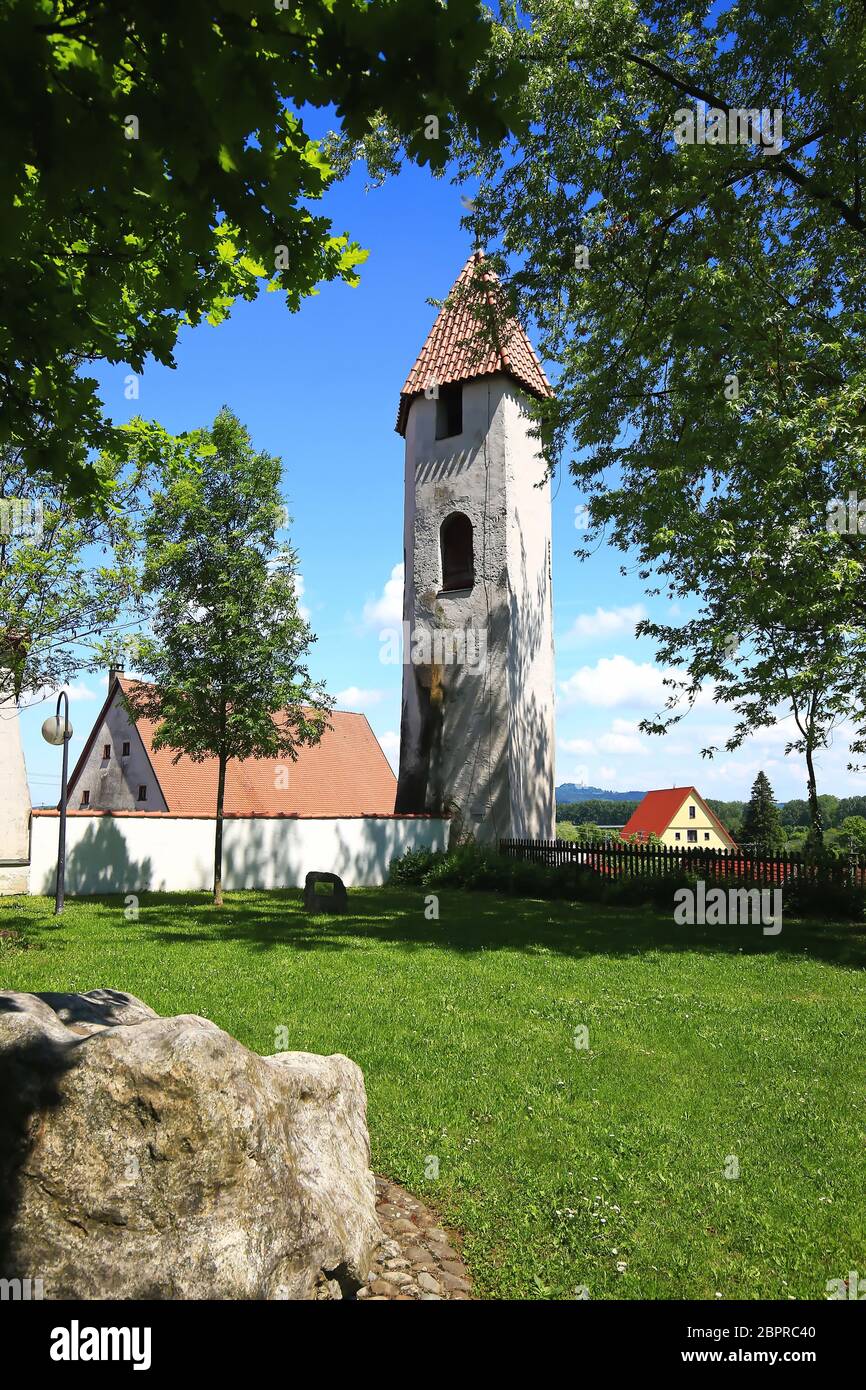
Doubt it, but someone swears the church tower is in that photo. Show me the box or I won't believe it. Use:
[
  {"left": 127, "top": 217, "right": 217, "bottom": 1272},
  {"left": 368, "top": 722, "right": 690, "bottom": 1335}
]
[{"left": 395, "top": 251, "right": 555, "bottom": 843}]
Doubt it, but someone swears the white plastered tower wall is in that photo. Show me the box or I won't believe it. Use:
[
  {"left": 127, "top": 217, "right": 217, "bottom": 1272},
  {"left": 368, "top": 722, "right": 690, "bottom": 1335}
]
[
  {"left": 0, "top": 690, "right": 32, "bottom": 893},
  {"left": 503, "top": 389, "right": 556, "bottom": 838},
  {"left": 396, "top": 373, "right": 555, "bottom": 843}
]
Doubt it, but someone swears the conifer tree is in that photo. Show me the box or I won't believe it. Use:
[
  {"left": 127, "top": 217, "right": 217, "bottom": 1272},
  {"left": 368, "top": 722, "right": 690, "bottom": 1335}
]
[{"left": 740, "top": 772, "right": 784, "bottom": 855}]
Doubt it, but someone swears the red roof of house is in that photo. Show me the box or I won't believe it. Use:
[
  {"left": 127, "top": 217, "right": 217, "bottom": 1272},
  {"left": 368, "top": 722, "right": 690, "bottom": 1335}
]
[
  {"left": 621, "top": 787, "right": 736, "bottom": 847},
  {"left": 622, "top": 788, "right": 692, "bottom": 838},
  {"left": 68, "top": 677, "right": 398, "bottom": 818},
  {"left": 396, "top": 250, "right": 553, "bottom": 435}
]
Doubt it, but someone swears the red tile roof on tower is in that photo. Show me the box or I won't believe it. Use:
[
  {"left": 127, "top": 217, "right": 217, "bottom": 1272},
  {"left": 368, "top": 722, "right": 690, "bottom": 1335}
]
[
  {"left": 396, "top": 250, "right": 553, "bottom": 435},
  {"left": 621, "top": 787, "right": 736, "bottom": 847},
  {"left": 66, "top": 677, "right": 399, "bottom": 818}
]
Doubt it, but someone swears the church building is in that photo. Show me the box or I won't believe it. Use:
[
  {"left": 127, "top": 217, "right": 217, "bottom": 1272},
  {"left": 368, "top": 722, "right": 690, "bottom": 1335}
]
[{"left": 394, "top": 251, "right": 556, "bottom": 843}]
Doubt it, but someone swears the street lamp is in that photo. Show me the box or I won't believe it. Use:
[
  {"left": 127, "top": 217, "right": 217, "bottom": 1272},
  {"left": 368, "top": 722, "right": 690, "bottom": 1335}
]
[{"left": 41, "top": 691, "right": 73, "bottom": 915}]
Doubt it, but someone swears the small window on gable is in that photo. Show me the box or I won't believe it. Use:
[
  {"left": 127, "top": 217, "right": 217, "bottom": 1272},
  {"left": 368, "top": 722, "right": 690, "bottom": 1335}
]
[
  {"left": 674, "top": 831, "right": 681, "bottom": 841},
  {"left": 103, "top": 743, "right": 111, "bottom": 760},
  {"left": 435, "top": 383, "right": 462, "bottom": 440},
  {"left": 687, "top": 828, "right": 697, "bottom": 843},
  {"left": 440, "top": 512, "right": 474, "bottom": 592},
  {"left": 81, "top": 789, "right": 90, "bottom": 807},
  {"left": 122, "top": 741, "right": 130, "bottom": 757},
  {"left": 704, "top": 832, "right": 710, "bottom": 841},
  {"left": 137, "top": 785, "right": 147, "bottom": 802},
  {"left": 689, "top": 803, "right": 696, "bottom": 818}
]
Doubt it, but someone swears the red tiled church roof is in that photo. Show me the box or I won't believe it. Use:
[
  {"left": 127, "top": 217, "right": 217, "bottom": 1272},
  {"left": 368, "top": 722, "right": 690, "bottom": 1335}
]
[
  {"left": 396, "top": 250, "right": 553, "bottom": 435},
  {"left": 621, "top": 787, "right": 736, "bottom": 847},
  {"left": 68, "top": 677, "right": 398, "bottom": 818}
]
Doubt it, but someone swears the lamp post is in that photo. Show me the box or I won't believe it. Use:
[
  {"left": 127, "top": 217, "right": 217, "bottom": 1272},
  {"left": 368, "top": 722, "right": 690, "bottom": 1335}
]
[{"left": 41, "top": 691, "right": 73, "bottom": 915}]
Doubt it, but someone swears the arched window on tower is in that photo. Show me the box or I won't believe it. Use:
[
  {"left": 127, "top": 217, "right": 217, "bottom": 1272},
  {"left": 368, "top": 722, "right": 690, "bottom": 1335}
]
[{"left": 440, "top": 512, "right": 474, "bottom": 592}]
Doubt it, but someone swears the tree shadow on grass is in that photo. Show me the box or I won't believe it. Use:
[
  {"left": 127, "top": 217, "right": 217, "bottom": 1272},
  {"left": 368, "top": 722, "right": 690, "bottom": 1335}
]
[{"left": 76, "top": 887, "right": 866, "bottom": 971}]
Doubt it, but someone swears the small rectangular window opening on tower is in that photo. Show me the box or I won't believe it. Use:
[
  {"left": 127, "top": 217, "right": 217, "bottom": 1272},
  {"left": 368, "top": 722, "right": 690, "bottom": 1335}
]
[
  {"left": 81, "top": 789, "right": 90, "bottom": 806},
  {"left": 435, "top": 384, "right": 462, "bottom": 440},
  {"left": 137, "top": 785, "right": 147, "bottom": 802},
  {"left": 102, "top": 743, "right": 111, "bottom": 760},
  {"left": 122, "top": 741, "right": 130, "bottom": 757}
]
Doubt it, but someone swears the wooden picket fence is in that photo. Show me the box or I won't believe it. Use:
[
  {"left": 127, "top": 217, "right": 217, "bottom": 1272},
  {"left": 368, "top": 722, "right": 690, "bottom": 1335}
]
[{"left": 499, "top": 837, "right": 866, "bottom": 889}]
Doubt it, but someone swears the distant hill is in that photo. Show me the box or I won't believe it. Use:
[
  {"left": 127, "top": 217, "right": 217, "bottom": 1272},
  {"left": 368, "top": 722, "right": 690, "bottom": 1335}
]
[{"left": 556, "top": 784, "right": 646, "bottom": 803}]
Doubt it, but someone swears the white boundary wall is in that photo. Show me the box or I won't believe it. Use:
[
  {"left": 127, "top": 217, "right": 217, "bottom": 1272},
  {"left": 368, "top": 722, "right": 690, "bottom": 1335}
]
[{"left": 28, "top": 815, "right": 449, "bottom": 896}]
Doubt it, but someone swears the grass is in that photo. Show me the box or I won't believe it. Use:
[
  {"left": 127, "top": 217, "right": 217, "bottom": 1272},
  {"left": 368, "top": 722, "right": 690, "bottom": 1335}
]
[{"left": 3, "top": 887, "right": 866, "bottom": 1300}]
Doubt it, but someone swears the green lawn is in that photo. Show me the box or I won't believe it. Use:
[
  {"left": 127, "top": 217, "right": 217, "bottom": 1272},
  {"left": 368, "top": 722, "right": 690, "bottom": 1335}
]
[{"left": 3, "top": 888, "right": 865, "bottom": 1300}]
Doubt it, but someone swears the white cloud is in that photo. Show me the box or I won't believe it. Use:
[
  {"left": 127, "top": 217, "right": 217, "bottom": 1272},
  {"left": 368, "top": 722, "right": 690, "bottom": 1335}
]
[
  {"left": 560, "top": 719, "right": 648, "bottom": 759},
  {"left": 363, "top": 563, "right": 404, "bottom": 629},
  {"left": 554, "top": 694, "right": 866, "bottom": 800},
  {"left": 597, "top": 718, "right": 648, "bottom": 756},
  {"left": 293, "top": 573, "right": 310, "bottom": 622},
  {"left": 63, "top": 683, "right": 98, "bottom": 701},
  {"left": 335, "top": 687, "right": 386, "bottom": 712},
  {"left": 559, "top": 654, "right": 673, "bottom": 709},
  {"left": 700, "top": 758, "right": 772, "bottom": 788},
  {"left": 558, "top": 654, "right": 720, "bottom": 716},
  {"left": 377, "top": 729, "right": 400, "bottom": 771},
  {"left": 562, "top": 604, "right": 645, "bottom": 644},
  {"left": 559, "top": 736, "right": 594, "bottom": 755},
  {"left": 22, "top": 682, "right": 100, "bottom": 709}
]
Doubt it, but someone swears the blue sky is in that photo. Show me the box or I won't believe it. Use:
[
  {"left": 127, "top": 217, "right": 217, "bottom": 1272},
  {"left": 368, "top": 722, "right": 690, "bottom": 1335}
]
[{"left": 19, "top": 156, "right": 863, "bottom": 808}]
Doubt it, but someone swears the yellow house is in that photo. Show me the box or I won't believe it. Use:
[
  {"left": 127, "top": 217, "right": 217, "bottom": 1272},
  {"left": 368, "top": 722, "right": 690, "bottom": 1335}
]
[{"left": 621, "top": 787, "right": 737, "bottom": 851}]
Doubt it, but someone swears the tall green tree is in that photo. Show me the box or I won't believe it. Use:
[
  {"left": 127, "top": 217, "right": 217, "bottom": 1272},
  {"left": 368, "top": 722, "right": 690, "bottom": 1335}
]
[
  {"left": 705, "top": 799, "right": 744, "bottom": 839},
  {"left": 838, "top": 815, "right": 866, "bottom": 853},
  {"left": 1, "top": 0, "right": 523, "bottom": 503},
  {"left": 779, "top": 799, "right": 811, "bottom": 829},
  {"left": 556, "top": 798, "right": 639, "bottom": 826},
  {"left": 125, "top": 408, "right": 330, "bottom": 906},
  {"left": 556, "top": 820, "right": 607, "bottom": 843},
  {"left": 0, "top": 438, "right": 145, "bottom": 702},
  {"left": 432, "top": 0, "right": 866, "bottom": 835},
  {"left": 739, "top": 772, "right": 784, "bottom": 855}
]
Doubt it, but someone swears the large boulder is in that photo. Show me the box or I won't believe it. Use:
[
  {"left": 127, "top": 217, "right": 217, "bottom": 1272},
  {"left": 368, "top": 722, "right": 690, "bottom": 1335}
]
[{"left": 0, "top": 990, "right": 380, "bottom": 1299}]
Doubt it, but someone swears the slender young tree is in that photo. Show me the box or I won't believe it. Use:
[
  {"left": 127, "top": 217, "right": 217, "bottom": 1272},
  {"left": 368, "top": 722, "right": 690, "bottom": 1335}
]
[
  {"left": 740, "top": 772, "right": 784, "bottom": 855},
  {"left": 0, "top": 440, "right": 143, "bottom": 701},
  {"left": 125, "top": 408, "right": 331, "bottom": 905}
]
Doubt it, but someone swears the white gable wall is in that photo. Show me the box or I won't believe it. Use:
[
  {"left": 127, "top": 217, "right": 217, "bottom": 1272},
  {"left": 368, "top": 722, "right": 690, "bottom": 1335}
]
[{"left": 69, "top": 688, "right": 167, "bottom": 812}]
